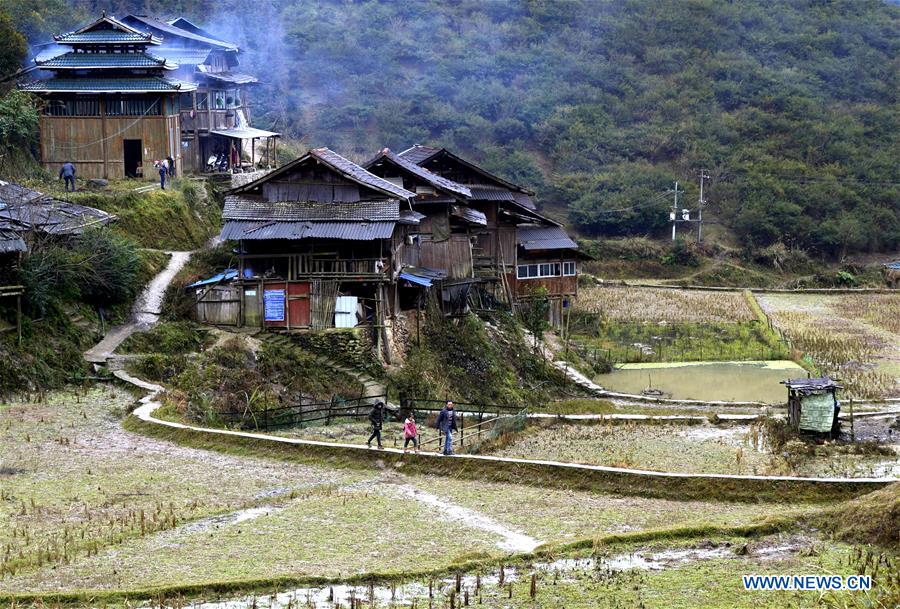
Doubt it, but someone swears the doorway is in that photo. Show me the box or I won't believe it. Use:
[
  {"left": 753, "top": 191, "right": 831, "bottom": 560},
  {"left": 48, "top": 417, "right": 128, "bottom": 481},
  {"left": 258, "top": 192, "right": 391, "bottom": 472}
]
[{"left": 123, "top": 139, "right": 142, "bottom": 178}]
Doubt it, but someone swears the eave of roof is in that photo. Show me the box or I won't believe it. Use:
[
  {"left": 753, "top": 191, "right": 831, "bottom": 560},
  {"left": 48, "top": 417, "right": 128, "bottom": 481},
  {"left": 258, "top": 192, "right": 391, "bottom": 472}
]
[
  {"left": 18, "top": 76, "right": 196, "bottom": 93},
  {"left": 401, "top": 145, "right": 534, "bottom": 196},
  {"left": 201, "top": 71, "right": 258, "bottom": 85},
  {"left": 220, "top": 220, "right": 395, "bottom": 241},
  {"left": 364, "top": 148, "right": 472, "bottom": 198},
  {"left": 223, "top": 196, "right": 398, "bottom": 222},
  {"left": 35, "top": 51, "right": 174, "bottom": 70},
  {"left": 228, "top": 148, "right": 415, "bottom": 202},
  {"left": 123, "top": 15, "right": 238, "bottom": 51}
]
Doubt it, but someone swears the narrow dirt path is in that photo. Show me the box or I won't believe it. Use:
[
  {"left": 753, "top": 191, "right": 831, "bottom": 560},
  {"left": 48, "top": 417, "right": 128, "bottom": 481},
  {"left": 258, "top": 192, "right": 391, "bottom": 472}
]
[{"left": 85, "top": 251, "right": 192, "bottom": 364}]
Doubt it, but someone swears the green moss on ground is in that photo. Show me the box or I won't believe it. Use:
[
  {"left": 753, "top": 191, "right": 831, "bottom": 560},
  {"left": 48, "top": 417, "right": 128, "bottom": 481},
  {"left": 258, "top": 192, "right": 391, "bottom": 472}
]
[{"left": 818, "top": 483, "right": 900, "bottom": 550}]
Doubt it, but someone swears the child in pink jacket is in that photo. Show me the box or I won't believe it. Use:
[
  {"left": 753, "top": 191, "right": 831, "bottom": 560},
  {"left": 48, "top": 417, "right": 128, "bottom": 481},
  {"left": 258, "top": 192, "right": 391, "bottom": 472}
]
[{"left": 403, "top": 413, "right": 419, "bottom": 453}]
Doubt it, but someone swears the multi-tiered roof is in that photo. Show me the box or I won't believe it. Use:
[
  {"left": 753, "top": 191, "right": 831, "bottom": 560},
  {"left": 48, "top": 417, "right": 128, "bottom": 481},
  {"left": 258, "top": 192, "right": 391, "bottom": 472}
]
[{"left": 19, "top": 14, "right": 195, "bottom": 95}]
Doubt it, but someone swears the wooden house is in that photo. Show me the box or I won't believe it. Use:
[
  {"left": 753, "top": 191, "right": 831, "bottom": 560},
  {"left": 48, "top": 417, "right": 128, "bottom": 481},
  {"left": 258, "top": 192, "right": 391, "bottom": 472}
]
[
  {"left": 387, "top": 145, "right": 584, "bottom": 323},
  {"left": 216, "top": 147, "right": 414, "bottom": 357},
  {"left": 118, "top": 15, "right": 278, "bottom": 173},
  {"left": 782, "top": 377, "right": 842, "bottom": 436},
  {"left": 18, "top": 14, "right": 194, "bottom": 179}
]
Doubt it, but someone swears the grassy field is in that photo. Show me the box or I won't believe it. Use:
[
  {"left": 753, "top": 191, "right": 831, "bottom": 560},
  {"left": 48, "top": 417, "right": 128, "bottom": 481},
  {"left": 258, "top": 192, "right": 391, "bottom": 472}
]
[
  {"left": 1, "top": 387, "right": 850, "bottom": 599},
  {"left": 757, "top": 293, "right": 900, "bottom": 398},
  {"left": 576, "top": 286, "right": 754, "bottom": 323},
  {"left": 488, "top": 421, "right": 899, "bottom": 478}
]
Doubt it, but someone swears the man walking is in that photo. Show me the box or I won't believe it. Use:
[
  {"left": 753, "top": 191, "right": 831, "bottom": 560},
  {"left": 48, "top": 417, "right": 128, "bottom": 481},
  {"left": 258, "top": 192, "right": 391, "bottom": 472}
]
[
  {"left": 59, "top": 162, "right": 76, "bottom": 192},
  {"left": 436, "top": 401, "right": 458, "bottom": 455},
  {"left": 367, "top": 401, "right": 385, "bottom": 449}
]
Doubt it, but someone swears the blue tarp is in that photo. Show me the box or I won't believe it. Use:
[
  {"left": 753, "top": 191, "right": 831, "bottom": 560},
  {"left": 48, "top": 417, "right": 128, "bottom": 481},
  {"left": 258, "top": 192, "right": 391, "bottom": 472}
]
[
  {"left": 399, "top": 267, "right": 447, "bottom": 288},
  {"left": 399, "top": 272, "right": 434, "bottom": 287},
  {"left": 187, "top": 269, "right": 237, "bottom": 289}
]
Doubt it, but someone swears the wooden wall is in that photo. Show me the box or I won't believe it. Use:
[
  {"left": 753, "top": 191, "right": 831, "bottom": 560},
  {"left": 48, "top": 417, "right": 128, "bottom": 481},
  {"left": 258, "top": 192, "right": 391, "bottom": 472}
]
[
  {"left": 399, "top": 234, "right": 473, "bottom": 279},
  {"left": 40, "top": 114, "right": 180, "bottom": 180}
]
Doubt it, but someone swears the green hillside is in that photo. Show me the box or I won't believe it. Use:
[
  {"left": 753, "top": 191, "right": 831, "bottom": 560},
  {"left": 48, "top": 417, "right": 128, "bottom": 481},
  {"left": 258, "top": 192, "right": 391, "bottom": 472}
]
[{"left": 3, "top": 0, "right": 899, "bottom": 257}]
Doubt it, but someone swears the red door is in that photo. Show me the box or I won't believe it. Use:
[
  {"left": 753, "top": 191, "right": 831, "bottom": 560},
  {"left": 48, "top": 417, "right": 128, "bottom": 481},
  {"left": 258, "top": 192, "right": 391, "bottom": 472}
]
[{"left": 287, "top": 282, "right": 310, "bottom": 327}]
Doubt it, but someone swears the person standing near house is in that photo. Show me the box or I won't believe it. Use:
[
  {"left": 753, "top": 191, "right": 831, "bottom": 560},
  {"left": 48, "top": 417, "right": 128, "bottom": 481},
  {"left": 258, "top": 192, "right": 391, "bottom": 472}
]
[
  {"left": 59, "top": 162, "right": 76, "bottom": 192},
  {"left": 166, "top": 155, "right": 176, "bottom": 179},
  {"left": 436, "top": 401, "right": 458, "bottom": 455},
  {"left": 157, "top": 160, "right": 168, "bottom": 190},
  {"left": 367, "top": 401, "right": 385, "bottom": 449},
  {"left": 403, "top": 412, "right": 419, "bottom": 453}
]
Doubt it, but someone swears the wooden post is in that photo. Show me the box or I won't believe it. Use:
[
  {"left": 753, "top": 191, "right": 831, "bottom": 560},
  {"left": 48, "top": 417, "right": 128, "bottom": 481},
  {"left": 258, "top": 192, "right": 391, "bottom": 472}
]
[
  {"left": 460, "top": 412, "right": 464, "bottom": 447},
  {"left": 99, "top": 97, "right": 108, "bottom": 179},
  {"left": 849, "top": 398, "right": 855, "bottom": 442},
  {"left": 16, "top": 293, "right": 22, "bottom": 345}
]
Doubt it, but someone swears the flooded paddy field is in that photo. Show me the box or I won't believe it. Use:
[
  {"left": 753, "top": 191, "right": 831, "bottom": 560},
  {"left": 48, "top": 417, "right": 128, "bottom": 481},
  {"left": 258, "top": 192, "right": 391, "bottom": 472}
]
[
  {"left": 142, "top": 534, "right": 892, "bottom": 609},
  {"left": 594, "top": 360, "right": 805, "bottom": 403},
  {"left": 487, "top": 420, "right": 900, "bottom": 478}
]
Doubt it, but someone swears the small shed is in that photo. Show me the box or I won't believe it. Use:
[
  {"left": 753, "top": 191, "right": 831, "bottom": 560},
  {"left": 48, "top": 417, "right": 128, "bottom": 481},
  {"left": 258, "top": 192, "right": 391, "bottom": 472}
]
[
  {"left": 781, "top": 377, "right": 842, "bottom": 434},
  {"left": 883, "top": 260, "right": 900, "bottom": 288}
]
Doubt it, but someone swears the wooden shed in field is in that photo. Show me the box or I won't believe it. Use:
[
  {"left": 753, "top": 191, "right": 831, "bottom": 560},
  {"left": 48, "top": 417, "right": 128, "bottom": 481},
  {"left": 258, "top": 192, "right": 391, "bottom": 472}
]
[{"left": 782, "top": 377, "right": 842, "bottom": 435}]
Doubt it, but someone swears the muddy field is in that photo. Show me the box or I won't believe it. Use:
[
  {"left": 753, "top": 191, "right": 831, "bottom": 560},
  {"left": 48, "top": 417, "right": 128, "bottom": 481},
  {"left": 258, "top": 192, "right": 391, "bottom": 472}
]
[{"left": 488, "top": 421, "right": 900, "bottom": 478}]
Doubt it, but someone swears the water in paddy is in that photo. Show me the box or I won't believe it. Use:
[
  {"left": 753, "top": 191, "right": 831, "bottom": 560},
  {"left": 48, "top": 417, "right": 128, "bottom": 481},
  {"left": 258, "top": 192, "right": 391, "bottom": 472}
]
[{"left": 594, "top": 360, "right": 804, "bottom": 403}]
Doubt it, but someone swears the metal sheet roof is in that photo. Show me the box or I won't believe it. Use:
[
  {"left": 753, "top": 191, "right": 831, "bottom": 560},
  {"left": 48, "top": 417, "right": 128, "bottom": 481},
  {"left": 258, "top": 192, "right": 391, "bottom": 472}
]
[
  {"left": 781, "top": 377, "right": 843, "bottom": 393},
  {"left": 19, "top": 76, "right": 195, "bottom": 93},
  {"left": 451, "top": 205, "right": 487, "bottom": 226},
  {"left": 153, "top": 47, "right": 212, "bottom": 65},
  {"left": 36, "top": 51, "right": 173, "bottom": 69},
  {"left": 399, "top": 266, "right": 448, "bottom": 287},
  {"left": 469, "top": 186, "right": 516, "bottom": 201},
  {"left": 365, "top": 148, "right": 471, "bottom": 198},
  {"left": 203, "top": 71, "right": 258, "bottom": 85},
  {"left": 220, "top": 220, "right": 395, "bottom": 241},
  {"left": 187, "top": 269, "right": 237, "bottom": 288},
  {"left": 885, "top": 260, "right": 900, "bottom": 270},
  {"left": 211, "top": 127, "right": 279, "bottom": 139},
  {"left": 517, "top": 225, "right": 578, "bottom": 251},
  {"left": 223, "top": 196, "right": 399, "bottom": 222},
  {"left": 0, "top": 182, "right": 115, "bottom": 236},
  {"left": 399, "top": 210, "right": 426, "bottom": 225}
]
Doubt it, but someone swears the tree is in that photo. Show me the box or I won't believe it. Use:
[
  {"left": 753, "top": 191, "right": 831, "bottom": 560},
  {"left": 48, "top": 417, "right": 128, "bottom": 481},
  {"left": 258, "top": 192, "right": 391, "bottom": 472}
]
[{"left": 0, "top": 9, "right": 26, "bottom": 81}]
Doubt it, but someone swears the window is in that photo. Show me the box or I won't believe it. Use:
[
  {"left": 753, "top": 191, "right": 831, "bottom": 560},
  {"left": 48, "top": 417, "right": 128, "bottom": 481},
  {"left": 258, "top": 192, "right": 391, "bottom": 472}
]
[
  {"left": 516, "top": 263, "right": 561, "bottom": 280},
  {"left": 196, "top": 92, "right": 209, "bottom": 110},
  {"left": 563, "top": 261, "right": 576, "bottom": 276},
  {"left": 106, "top": 96, "right": 162, "bottom": 116},
  {"left": 43, "top": 97, "right": 100, "bottom": 116}
]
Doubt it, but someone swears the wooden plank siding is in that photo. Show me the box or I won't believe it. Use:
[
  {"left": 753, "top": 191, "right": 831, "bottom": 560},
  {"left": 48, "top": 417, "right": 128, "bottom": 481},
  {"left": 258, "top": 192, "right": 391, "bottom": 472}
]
[
  {"left": 40, "top": 113, "right": 181, "bottom": 180},
  {"left": 398, "top": 233, "right": 473, "bottom": 279}
]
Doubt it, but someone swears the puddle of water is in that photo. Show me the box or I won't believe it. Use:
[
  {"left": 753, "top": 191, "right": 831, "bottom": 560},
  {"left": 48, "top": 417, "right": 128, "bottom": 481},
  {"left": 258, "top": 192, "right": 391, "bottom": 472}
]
[
  {"left": 595, "top": 361, "right": 804, "bottom": 403},
  {"left": 167, "top": 542, "right": 802, "bottom": 609},
  {"left": 395, "top": 485, "right": 542, "bottom": 553},
  {"left": 178, "top": 506, "right": 283, "bottom": 535}
]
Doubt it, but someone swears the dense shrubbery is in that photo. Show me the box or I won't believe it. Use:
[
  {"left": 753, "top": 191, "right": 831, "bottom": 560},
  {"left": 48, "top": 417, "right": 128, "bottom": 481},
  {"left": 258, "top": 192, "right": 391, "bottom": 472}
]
[
  {"left": 118, "top": 321, "right": 210, "bottom": 355},
  {"left": 20, "top": 229, "right": 142, "bottom": 316}
]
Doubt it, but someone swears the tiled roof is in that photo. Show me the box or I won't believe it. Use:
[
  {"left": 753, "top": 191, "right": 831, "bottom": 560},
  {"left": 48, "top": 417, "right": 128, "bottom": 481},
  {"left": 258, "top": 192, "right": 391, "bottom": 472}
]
[
  {"left": 364, "top": 148, "right": 471, "bottom": 198},
  {"left": 223, "top": 196, "right": 399, "bottom": 222},
  {"left": 123, "top": 15, "right": 238, "bottom": 51},
  {"left": 19, "top": 77, "right": 195, "bottom": 93},
  {"left": 56, "top": 30, "right": 156, "bottom": 44},
  {"left": 397, "top": 145, "right": 441, "bottom": 165},
  {"left": 517, "top": 225, "right": 578, "bottom": 251},
  {"left": 469, "top": 186, "right": 516, "bottom": 201},
  {"left": 0, "top": 228, "right": 27, "bottom": 253},
  {"left": 220, "top": 220, "right": 395, "bottom": 241},
  {"left": 0, "top": 181, "right": 115, "bottom": 236},
  {"left": 36, "top": 51, "right": 171, "bottom": 69},
  {"left": 202, "top": 71, "right": 258, "bottom": 85},
  {"left": 310, "top": 148, "right": 416, "bottom": 201}
]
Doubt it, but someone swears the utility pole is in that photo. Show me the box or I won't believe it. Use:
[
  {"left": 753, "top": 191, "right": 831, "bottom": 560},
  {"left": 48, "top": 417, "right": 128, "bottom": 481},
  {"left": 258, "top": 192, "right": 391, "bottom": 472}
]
[
  {"left": 697, "top": 169, "right": 710, "bottom": 243},
  {"left": 669, "top": 181, "right": 683, "bottom": 240}
]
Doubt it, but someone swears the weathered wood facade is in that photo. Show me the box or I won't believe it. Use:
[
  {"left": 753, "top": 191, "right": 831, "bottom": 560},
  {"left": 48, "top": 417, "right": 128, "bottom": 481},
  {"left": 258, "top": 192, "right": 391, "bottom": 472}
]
[{"left": 19, "top": 15, "right": 194, "bottom": 179}]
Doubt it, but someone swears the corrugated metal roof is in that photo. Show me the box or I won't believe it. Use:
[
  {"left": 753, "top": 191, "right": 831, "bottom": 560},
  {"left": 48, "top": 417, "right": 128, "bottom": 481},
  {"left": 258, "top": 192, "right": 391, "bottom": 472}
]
[
  {"left": 0, "top": 181, "right": 47, "bottom": 206},
  {"left": 399, "top": 266, "right": 448, "bottom": 287},
  {"left": 399, "top": 210, "right": 426, "bottom": 225},
  {"left": 211, "top": 127, "right": 278, "bottom": 139},
  {"left": 220, "top": 220, "right": 395, "bottom": 241},
  {"left": 123, "top": 15, "right": 238, "bottom": 50},
  {"left": 153, "top": 47, "right": 212, "bottom": 65},
  {"left": 203, "top": 71, "right": 258, "bottom": 85},
  {"left": 223, "top": 196, "right": 399, "bottom": 222},
  {"left": 0, "top": 182, "right": 115, "bottom": 236},
  {"left": 884, "top": 260, "right": 900, "bottom": 270},
  {"left": 397, "top": 145, "right": 441, "bottom": 165},
  {"left": 36, "top": 51, "right": 172, "bottom": 69},
  {"left": 310, "top": 148, "right": 415, "bottom": 201},
  {"left": 517, "top": 225, "right": 578, "bottom": 251},
  {"left": 781, "top": 377, "right": 843, "bottom": 393},
  {"left": 19, "top": 77, "right": 195, "bottom": 93},
  {"left": 186, "top": 269, "right": 237, "bottom": 288},
  {"left": 365, "top": 148, "right": 471, "bottom": 198},
  {"left": 469, "top": 186, "right": 516, "bottom": 201}
]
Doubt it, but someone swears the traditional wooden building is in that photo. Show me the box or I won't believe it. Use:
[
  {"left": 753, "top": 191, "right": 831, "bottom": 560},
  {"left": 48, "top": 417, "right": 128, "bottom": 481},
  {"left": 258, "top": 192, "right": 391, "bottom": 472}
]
[
  {"left": 216, "top": 147, "right": 414, "bottom": 357},
  {"left": 119, "top": 15, "right": 278, "bottom": 173},
  {"left": 19, "top": 14, "right": 194, "bottom": 179},
  {"left": 512, "top": 224, "right": 584, "bottom": 325}
]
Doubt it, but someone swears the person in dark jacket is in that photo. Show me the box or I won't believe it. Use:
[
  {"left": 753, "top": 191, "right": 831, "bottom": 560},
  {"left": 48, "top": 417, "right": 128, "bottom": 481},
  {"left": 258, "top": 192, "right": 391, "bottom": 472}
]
[
  {"left": 59, "top": 162, "right": 76, "bottom": 192},
  {"left": 166, "top": 155, "right": 176, "bottom": 178},
  {"left": 367, "top": 401, "right": 385, "bottom": 449},
  {"left": 157, "top": 161, "right": 167, "bottom": 190},
  {"left": 435, "top": 401, "right": 458, "bottom": 455}
]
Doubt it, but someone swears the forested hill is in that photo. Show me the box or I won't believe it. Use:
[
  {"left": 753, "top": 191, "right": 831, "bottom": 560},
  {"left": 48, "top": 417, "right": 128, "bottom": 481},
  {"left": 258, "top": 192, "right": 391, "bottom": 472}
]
[{"left": 3, "top": 0, "right": 899, "bottom": 257}]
